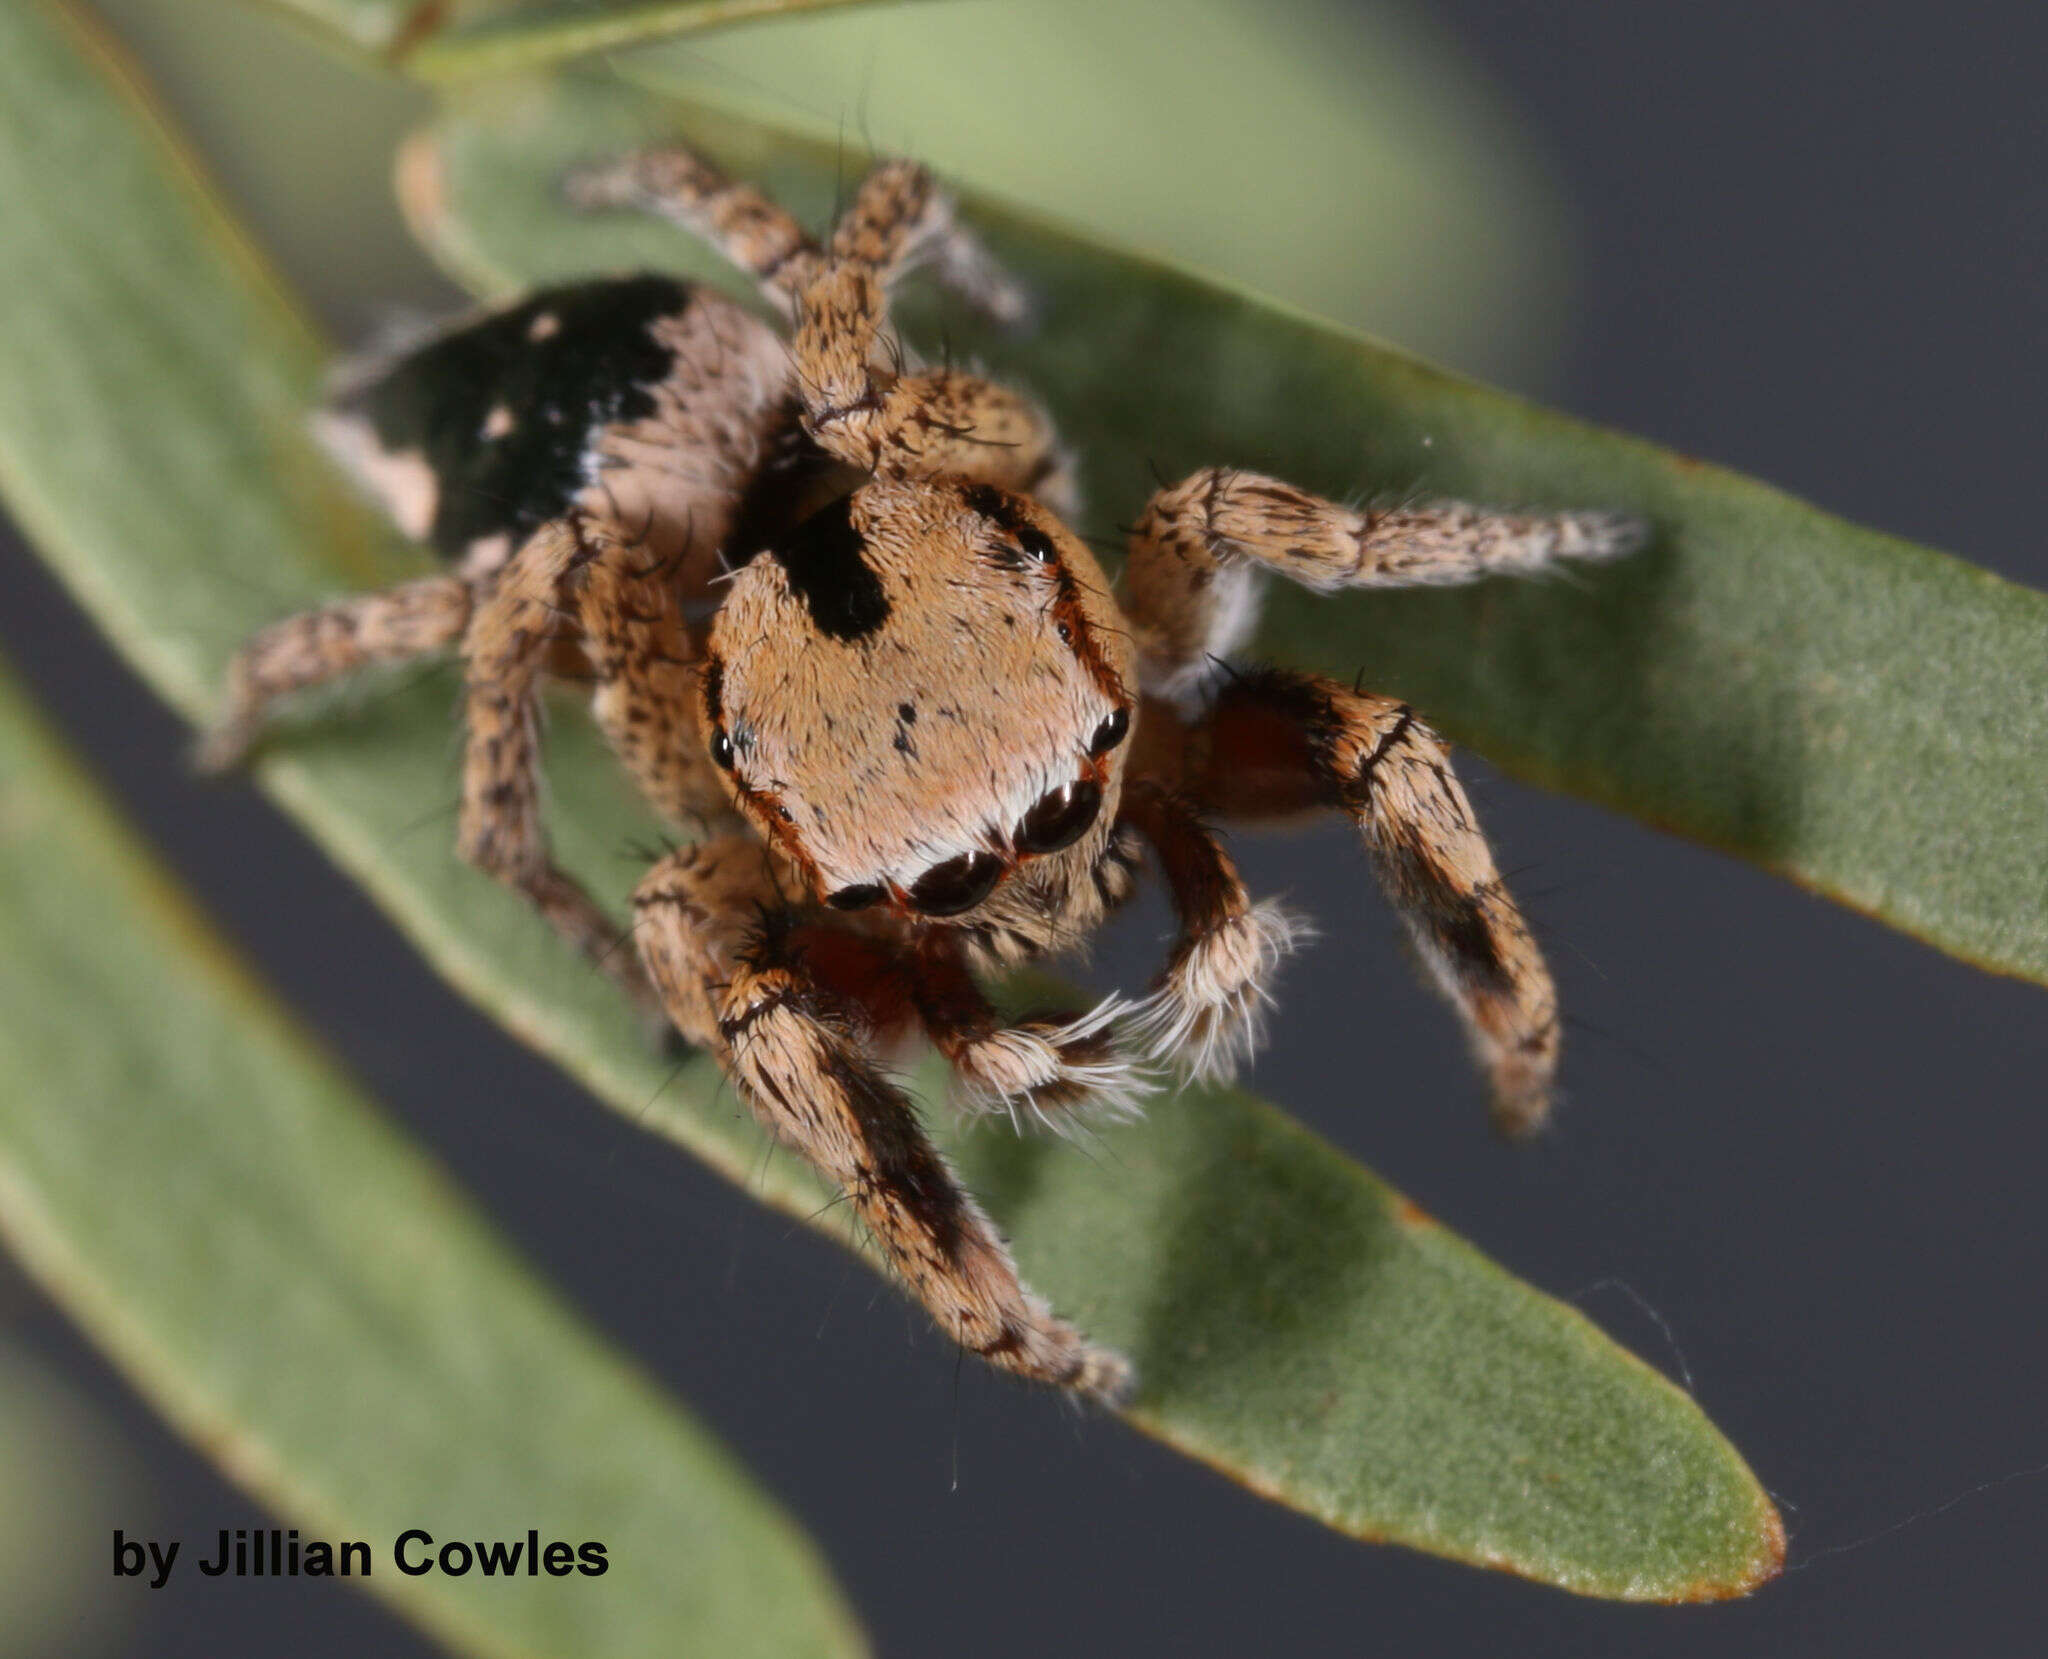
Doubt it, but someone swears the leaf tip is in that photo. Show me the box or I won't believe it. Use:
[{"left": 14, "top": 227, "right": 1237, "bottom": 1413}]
[{"left": 1671, "top": 1491, "right": 1787, "bottom": 1603}]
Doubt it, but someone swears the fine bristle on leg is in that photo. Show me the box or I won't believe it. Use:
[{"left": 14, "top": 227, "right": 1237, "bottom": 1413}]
[
  {"left": 1116, "top": 781, "right": 1309, "bottom": 1086},
  {"left": 947, "top": 997, "right": 1156, "bottom": 1134}
]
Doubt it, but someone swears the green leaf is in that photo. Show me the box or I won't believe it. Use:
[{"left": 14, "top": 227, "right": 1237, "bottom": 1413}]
[
  {"left": 0, "top": 7, "right": 1784, "bottom": 1603},
  {"left": 0, "top": 656, "right": 865, "bottom": 1657},
  {"left": 0, "top": 13, "right": 869, "bottom": 1658},
  {"left": 613, "top": 0, "right": 1572, "bottom": 382},
  {"left": 248, "top": 0, "right": 921, "bottom": 79},
  {"left": 0, "top": 671, "right": 866, "bottom": 1658},
  {"left": 413, "top": 76, "right": 2048, "bottom": 991}
]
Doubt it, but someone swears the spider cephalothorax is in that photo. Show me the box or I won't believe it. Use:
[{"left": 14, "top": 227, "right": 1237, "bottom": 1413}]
[
  {"left": 707, "top": 476, "right": 1138, "bottom": 969},
  {"left": 203, "top": 145, "right": 1642, "bottom": 1402}
]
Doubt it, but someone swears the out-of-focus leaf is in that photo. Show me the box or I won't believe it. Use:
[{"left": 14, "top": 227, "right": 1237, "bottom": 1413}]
[
  {"left": 0, "top": 11, "right": 867, "bottom": 1657},
  {"left": 615, "top": 0, "right": 1571, "bottom": 380},
  {"left": 0, "top": 11, "right": 1785, "bottom": 1602},
  {"left": 0, "top": 662, "right": 867, "bottom": 1659},
  {"left": 0, "top": 659, "right": 865, "bottom": 1658},
  {"left": 249, "top": 0, "right": 918, "bottom": 78},
  {"left": 414, "top": 77, "right": 2048, "bottom": 990}
]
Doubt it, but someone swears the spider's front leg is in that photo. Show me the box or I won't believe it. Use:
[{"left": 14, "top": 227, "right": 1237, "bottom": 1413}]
[
  {"left": 632, "top": 839, "right": 1131, "bottom": 1400},
  {"left": 1188, "top": 671, "right": 1561, "bottom": 1135},
  {"left": 1121, "top": 467, "right": 1637, "bottom": 1130}
]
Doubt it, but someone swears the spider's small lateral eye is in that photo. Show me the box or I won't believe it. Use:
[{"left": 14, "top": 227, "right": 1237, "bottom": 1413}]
[
  {"left": 827, "top": 883, "right": 886, "bottom": 912},
  {"left": 1087, "top": 707, "right": 1131, "bottom": 756},
  {"left": 710, "top": 729, "right": 736, "bottom": 770},
  {"left": 1017, "top": 527, "right": 1058, "bottom": 563},
  {"left": 1014, "top": 779, "right": 1102, "bottom": 856},
  {"left": 906, "top": 850, "right": 1004, "bottom": 917}
]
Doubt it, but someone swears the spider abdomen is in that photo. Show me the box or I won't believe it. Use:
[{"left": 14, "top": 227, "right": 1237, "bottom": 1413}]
[{"left": 316, "top": 274, "right": 794, "bottom": 585}]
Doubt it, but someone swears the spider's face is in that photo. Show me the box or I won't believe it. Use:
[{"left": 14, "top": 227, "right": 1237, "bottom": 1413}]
[{"left": 704, "top": 477, "right": 1136, "bottom": 953}]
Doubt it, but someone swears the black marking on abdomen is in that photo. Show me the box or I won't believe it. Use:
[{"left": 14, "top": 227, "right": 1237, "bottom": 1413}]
[
  {"left": 341, "top": 275, "right": 689, "bottom": 560},
  {"left": 766, "top": 493, "right": 890, "bottom": 642}
]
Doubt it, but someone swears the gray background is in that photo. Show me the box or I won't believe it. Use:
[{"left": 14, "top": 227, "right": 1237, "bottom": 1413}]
[{"left": 3, "top": 0, "right": 2044, "bottom": 1654}]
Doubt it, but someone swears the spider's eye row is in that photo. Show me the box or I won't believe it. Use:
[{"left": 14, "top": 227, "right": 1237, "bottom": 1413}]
[
  {"left": 1014, "top": 779, "right": 1102, "bottom": 856},
  {"left": 1017, "top": 527, "right": 1058, "bottom": 563},
  {"left": 827, "top": 883, "right": 886, "bottom": 912},
  {"left": 1087, "top": 706, "right": 1131, "bottom": 756},
  {"left": 906, "top": 850, "right": 1004, "bottom": 917},
  {"left": 710, "top": 729, "right": 736, "bottom": 770}
]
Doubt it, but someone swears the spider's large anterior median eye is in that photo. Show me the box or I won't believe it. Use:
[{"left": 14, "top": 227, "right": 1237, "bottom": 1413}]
[
  {"left": 906, "top": 850, "right": 1004, "bottom": 917},
  {"left": 710, "top": 729, "right": 736, "bottom": 770},
  {"left": 1014, "top": 779, "right": 1102, "bottom": 856},
  {"left": 1087, "top": 707, "right": 1131, "bottom": 757}
]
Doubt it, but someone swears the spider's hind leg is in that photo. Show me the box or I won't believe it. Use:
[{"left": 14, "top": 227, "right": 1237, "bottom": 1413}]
[
  {"left": 565, "top": 145, "right": 817, "bottom": 319},
  {"left": 197, "top": 572, "right": 473, "bottom": 771},
  {"left": 566, "top": 147, "right": 1026, "bottom": 327},
  {"left": 824, "top": 158, "right": 1030, "bottom": 328}
]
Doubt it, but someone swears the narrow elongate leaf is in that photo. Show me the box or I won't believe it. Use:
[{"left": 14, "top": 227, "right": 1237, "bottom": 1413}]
[
  {"left": 0, "top": 16, "right": 1785, "bottom": 1599},
  {"left": 248, "top": 0, "right": 918, "bottom": 77},
  {"left": 0, "top": 667, "right": 866, "bottom": 1659},
  {"left": 413, "top": 78, "right": 2048, "bottom": 990}
]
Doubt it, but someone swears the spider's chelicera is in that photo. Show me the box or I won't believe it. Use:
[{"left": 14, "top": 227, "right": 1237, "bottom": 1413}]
[{"left": 202, "top": 146, "right": 1644, "bottom": 1401}]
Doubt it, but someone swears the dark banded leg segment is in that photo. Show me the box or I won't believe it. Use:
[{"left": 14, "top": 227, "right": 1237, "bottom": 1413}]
[
  {"left": 1192, "top": 670, "right": 1561, "bottom": 1135},
  {"left": 634, "top": 841, "right": 1132, "bottom": 1400}
]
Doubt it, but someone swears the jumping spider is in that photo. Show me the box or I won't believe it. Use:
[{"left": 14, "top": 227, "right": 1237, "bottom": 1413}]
[{"left": 202, "top": 146, "right": 1642, "bottom": 1402}]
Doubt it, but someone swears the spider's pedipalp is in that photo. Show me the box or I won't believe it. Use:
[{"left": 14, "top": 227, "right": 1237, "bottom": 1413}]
[
  {"left": 947, "top": 996, "right": 1155, "bottom": 1136},
  {"left": 1124, "top": 899, "right": 1312, "bottom": 1085},
  {"left": 1116, "top": 780, "right": 1309, "bottom": 1085},
  {"left": 907, "top": 936, "right": 1151, "bottom": 1133}
]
